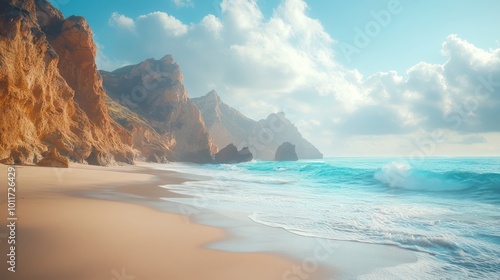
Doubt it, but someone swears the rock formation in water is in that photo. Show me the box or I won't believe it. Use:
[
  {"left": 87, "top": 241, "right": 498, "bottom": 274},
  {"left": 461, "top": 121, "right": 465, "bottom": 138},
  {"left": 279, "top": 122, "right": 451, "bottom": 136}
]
[
  {"left": 254, "top": 112, "right": 323, "bottom": 160},
  {"left": 214, "top": 144, "right": 253, "bottom": 164},
  {"left": 0, "top": 0, "right": 133, "bottom": 165},
  {"left": 274, "top": 142, "right": 298, "bottom": 161},
  {"left": 0, "top": 0, "right": 318, "bottom": 166},
  {"left": 193, "top": 91, "right": 323, "bottom": 161},
  {"left": 100, "top": 56, "right": 217, "bottom": 163}
]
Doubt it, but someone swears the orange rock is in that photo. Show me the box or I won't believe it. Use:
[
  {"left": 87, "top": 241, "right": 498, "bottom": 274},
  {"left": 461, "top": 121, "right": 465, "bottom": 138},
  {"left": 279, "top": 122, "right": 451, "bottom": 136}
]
[
  {"left": 37, "top": 148, "right": 69, "bottom": 168},
  {"left": 0, "top": 0, "right": 133, "bottom": 166},
  {"left": 102, "top": 56, "right": 217, "bottom": 163},
  {"left": 0, "top": 0, "right": 216, "bottom": 165}
]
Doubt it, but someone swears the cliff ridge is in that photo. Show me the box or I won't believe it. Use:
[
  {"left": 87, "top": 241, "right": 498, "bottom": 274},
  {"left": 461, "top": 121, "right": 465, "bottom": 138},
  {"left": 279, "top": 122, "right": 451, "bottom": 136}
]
[
  {"left": 193, "top": 91, "right": 323, "bottom": 161},
  {"left": 101, "top": 56, "right": 217, "bottom": 163}
]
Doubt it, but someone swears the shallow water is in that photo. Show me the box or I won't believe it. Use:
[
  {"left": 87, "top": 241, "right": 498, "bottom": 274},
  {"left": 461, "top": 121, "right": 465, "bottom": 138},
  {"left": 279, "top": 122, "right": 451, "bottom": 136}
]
[{"left": 157, "top": 157, "right": 500, "bottom": 279}]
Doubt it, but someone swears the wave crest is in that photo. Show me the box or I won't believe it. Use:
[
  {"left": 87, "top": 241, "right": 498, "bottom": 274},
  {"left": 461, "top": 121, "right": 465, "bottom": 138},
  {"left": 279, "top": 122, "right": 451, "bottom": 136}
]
[{"left": 374, "top": 161, "right": 500, "bottom": 197}]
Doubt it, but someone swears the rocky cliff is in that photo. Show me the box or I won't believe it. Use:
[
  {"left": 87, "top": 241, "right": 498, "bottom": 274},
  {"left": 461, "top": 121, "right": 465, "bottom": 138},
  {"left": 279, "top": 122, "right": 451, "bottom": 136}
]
[
  {"left": 105, "top": 96, "right": 174, "bottom": 163},
  {"left": 192, "top": 91, "right": 323, "bottom": 161},
  {"left": 100, "top": 56, "right": 217, "bottom": 163},
  {"left": 254, "top": 112, "right": 323, "bottom": 160},
  {"left": 192, "top": 90, "right": 255, "bottom": 149},
  {"left": 0, "top": 0, "right": 133, "bottom": 165}
]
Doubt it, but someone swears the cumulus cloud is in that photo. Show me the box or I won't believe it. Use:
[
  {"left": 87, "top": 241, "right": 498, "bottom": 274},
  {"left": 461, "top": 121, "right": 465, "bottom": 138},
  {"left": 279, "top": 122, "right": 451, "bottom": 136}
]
[
  {"left": 110, "top": 11, "right": 188, "bottom": 36},
  {"left": 105, "top": 0, "right": 342, "bottom": 98},
  {"left": 172, "top": 0, "right": 193, "bottom": 7},
  {"left": 328, "top": 35, "right": 500, "bottom": 136},
  {"left": 109, "top": 12, "right": 135, "bottom": 32},
  {"left": 104, "top": 0, "right": 500, "bottom": 155},
  {"left": 221, "top": 0, "right": 262, "bottom": 31},
  {"left": 200, "top": 14, "right": 223, "bottom": 34}
]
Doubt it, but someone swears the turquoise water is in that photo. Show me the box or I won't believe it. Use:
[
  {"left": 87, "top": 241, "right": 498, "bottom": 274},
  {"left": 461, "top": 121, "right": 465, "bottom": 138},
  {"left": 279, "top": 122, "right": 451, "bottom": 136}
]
[{"left": 161, "top": 158, "right": 500, "bottom": 279}]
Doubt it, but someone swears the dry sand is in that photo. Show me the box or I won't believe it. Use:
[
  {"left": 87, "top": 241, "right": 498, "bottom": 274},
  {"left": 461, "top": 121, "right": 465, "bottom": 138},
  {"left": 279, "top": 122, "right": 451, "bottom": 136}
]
[{"left": 0, "top": 163, "right": 332, "bottom": 280}]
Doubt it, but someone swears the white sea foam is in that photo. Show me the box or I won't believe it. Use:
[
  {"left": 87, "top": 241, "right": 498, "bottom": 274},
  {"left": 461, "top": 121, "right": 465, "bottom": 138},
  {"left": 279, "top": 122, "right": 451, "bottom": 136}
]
[
  {"left": 374, "top": 161, "right": 473, "bottom": 191},
  {"left": 156, "top": 158, "right": 500, "bottom": 279}
]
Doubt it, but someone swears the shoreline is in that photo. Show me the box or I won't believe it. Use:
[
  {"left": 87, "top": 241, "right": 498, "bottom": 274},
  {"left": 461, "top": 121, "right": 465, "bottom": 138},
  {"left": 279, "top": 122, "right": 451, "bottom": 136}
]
[
  {"left": 154, "top": 162, "right": 419, "bottom": 279},
  {"left": 0, "top": 163, "right": 333, "bottom": 280}
]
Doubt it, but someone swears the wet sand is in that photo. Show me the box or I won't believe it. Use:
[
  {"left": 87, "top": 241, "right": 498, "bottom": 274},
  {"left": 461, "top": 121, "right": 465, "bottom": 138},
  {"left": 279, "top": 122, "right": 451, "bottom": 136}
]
[{"left": 0, "top": 163, "right": 331, "bottom": 280}]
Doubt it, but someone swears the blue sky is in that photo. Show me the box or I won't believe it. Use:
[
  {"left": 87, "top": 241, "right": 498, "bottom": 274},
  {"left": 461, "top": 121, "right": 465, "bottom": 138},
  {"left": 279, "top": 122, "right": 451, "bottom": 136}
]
[
  {"left": 51, "top": 0, "right": 500, "bottom": 75},
  {"left": 49, "top": 0, "right": 500, "bottom": 156}
]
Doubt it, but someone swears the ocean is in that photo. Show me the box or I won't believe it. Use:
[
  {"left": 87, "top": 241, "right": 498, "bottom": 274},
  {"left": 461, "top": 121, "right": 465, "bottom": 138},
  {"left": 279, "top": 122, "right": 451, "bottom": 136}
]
[{"left": 157, "top": 158, "right": 500, "bottom": 279}]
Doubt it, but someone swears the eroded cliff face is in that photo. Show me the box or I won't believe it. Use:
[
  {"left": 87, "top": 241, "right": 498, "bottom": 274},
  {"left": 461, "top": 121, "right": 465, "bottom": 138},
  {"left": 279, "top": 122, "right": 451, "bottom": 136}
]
[
  {"left": 105, "top": 95, "right": 174, "bottom": 163},
  {"left": 254, "top": 112, "right": 323, "bottom": 160},
  {"left": 101, "top": 56, "right": 217, "bottom": 163},
  {"left": 193, "top": 91, "right": 323, "bottom": 161},
  {"left": 192, "top": 90, "right": 256, "bottom": 150},
  {"left": 0, "top": 0, "right": 133, "bottom": 165}
]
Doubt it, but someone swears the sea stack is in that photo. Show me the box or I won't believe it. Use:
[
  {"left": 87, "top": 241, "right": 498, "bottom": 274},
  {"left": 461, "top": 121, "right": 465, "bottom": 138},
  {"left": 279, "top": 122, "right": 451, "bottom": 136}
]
[
  {"left": 214, "top": 144, "right": 253, "bottom": 164},
  {"left": 193, "top": 92, "right": 323, "bottom": 161},
  {"left": 274, "top": 142, "right": 298, "bottom": 161}
]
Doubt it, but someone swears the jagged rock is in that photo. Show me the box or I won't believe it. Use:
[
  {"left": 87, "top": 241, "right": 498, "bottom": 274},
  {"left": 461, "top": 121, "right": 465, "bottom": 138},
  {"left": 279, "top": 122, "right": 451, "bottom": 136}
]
[
  {"left": 214, "top": 144, "right": 253, "bottom": 164},
  {"left": 37, "top": 148, "right": 69, "bottom": 168},
  {"left": 192, "top": 90, "right": 255, "bottom": 150},
  {"left": 193, "top": 91, "right": 323, "bottom": 160},
  {"left": 0, "top": 0, "right": 133, "bottom": 166},
  {"left": 274, "top": 142, "right": 298, "bottom": 161},
  {"left": 101, "top": 56, "right": 217, "bottom": 164},
  {"left": 105, "top": 96, "right": 172, "bottom": 163},
  {"left": 255, "top": 112, "right": 323, "bottom": 160},
  {"left": 0, "top": 158, "right": 15, "bottom": 165}
]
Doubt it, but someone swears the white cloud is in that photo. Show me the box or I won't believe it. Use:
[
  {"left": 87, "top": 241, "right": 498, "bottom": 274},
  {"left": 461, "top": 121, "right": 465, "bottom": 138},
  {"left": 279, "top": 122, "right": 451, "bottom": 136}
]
[
  {"left": 109, "top": 11, "right": 188, "bottom": 37},
  {"left": 109, "top": 12, "right": 135, "bottom": 32},
  {"left": 220, "top": 0, "right": 262, "bottom": 31},
  {"left": 442, "top": 34, "right": 499, "bottom": 68},
  {"left": 95, "top": 42, "right": 130, "bottom": 71},
  {"left": 200, "top": 14, "right": 223, "bottom": 34},
  {"left": 173, "top": 0, "right": 193, "bottom": 7},
  {"left": 105, "top": 1, "right": 500, "bottom": 156},
  {"left": 136, "top": 12, "right": 188, "bottom": 37},
  {"left": 457, "top": 135, "right": 487, "bottom": 145}
]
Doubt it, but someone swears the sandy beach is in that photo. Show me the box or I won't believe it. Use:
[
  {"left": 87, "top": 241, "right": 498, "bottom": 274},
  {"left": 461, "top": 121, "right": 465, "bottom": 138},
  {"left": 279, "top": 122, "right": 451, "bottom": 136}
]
[{"left": 0, "top": 163, "right": 332, "bottom": 280}]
